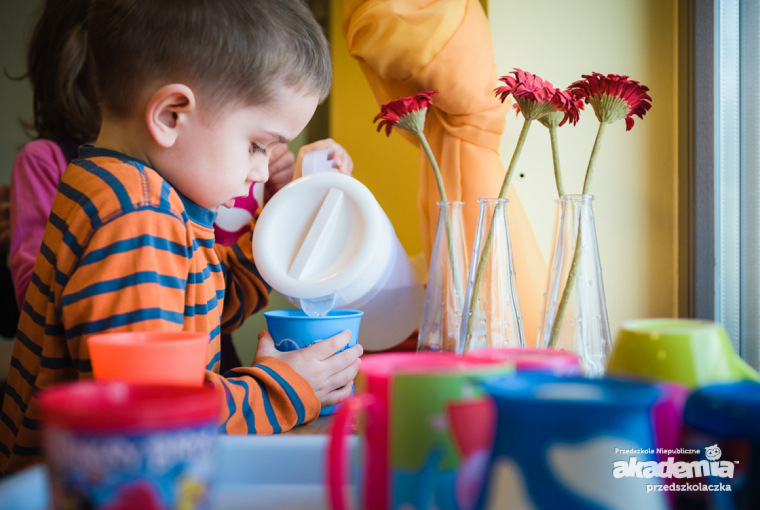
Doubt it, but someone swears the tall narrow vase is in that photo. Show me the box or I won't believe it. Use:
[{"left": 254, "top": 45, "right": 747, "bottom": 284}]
[
  {"left": 459, "top": 198, "right": 525, "bottom": 353},
  {"left": 537, "top": 194, "right": 611, "bottom": 377},
  {"left": 418, "top": 201, "right": 468, "bottom": 352}
]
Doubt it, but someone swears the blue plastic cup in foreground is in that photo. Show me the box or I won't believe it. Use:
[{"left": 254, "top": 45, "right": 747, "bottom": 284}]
[
  {"left": 475, "top": 373, "right": 665, "bottom": 510},
  {"left": 263, "top": 309, "right": 363, "bottom": 416}
]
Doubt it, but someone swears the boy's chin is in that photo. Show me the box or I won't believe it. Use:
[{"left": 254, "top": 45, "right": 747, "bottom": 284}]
[{"left": 222, "top": 198, "right": 237, "bottom": 209}]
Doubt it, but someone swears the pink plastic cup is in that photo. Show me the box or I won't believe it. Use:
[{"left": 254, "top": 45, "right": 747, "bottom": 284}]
[
  {"left": 466, "top": 347, "right": 582, "bottom": 375},
  {"left": 327, "top": 352, "right": 514, "bottom": 510}
]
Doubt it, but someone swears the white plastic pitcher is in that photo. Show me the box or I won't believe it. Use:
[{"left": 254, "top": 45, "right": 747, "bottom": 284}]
[{"left": 252, "top": 153, "right": 424, "bottom": 351}]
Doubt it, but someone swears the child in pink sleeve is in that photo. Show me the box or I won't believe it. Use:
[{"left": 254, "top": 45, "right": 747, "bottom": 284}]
[
  {"left": 8, "top": 0, "right": 99, "bottom": 310},
  {"left": 9, "top": 140, "right": 78, "bottom": 309}
]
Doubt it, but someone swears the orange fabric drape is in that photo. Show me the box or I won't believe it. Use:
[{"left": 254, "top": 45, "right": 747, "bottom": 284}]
[{"left": 342, "top": 0, "right": 547, "bottom": 343}]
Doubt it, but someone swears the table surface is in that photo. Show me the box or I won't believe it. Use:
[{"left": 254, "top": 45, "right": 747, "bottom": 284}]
[
  {"left": 0, "top": 434, "right": 360, "bottom": 510},
  {"left": 282, "top": 415, "right": 333, "bottom": 435}
]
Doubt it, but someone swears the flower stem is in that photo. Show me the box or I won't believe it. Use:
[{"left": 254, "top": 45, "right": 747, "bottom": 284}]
[
  {"left": 417, "top": 131, "right": 464, "bottom": 309},
  {"left": 417, "top": 131, "right": 448, "bottom": 203},
  {"left": 498, "top": 119, "right": 533, "bottom": 199},
  {"left": 549, "top": 125, "right": 565, "bottom": 197},
  {"left": 582, "top": 121, "right": 606, "bottom": 195},
  {"left": 464, "top": 118, "right": 533, "bottom": 351},
  {"left": 547, "top": 121, "right": 607, "bottom": 349}
]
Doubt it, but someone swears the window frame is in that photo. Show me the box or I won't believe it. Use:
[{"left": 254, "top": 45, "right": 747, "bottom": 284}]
[{"left": 685, "top": 0, "right": 760, "bottom": 369}]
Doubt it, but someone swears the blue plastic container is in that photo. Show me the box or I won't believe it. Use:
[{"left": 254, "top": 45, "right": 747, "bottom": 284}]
[
  {"left": 685, "top": 381, "right": 760, "bottom": 441},
  {"left": 475, "top": 373, "right": 665, "bottom": 510},
  {"left": 264, "top": 309, "right": 363, "bottom": 415},
  {"left": 681, "top": 381, "right": 760, "bottom": 510}
]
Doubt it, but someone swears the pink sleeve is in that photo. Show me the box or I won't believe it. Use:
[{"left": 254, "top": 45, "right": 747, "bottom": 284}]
[{"left": 9, "top": 140, "right": 69, "bottom": 309}]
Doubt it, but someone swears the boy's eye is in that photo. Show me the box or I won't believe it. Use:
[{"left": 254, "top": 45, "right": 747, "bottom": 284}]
[{"left": 250, "top": 143, "right": 267, "bottom": 156}]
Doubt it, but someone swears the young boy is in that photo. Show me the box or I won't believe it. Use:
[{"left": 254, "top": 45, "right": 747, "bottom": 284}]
[{"left": 0, "top": 0, "right": 363, "bottom": 474}]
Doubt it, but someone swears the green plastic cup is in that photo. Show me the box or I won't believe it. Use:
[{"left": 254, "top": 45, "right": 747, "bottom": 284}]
[{"left": 607, "top": 319, "right": 759, "bottom": 389}]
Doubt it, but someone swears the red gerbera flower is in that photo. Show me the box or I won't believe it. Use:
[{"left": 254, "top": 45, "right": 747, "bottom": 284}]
[
  {"left": 550, "top": 89, "right": 585, "bottom": 127},
  {"left": 496, "top": 69, "right": 582, "bottom": 125},
  {"left": 568, "top": 72, "right": 652, "bottom": 130},
  {"left": 520, "top": 90, "right": 585, "bottom": 128},
  {"left": 374, "top": 90, "right": 437, "bottom": 136},
  {"left": 372, "top": 89, "right": 464, "bottom": 303},
  {"left": 495, "top": 68, "right": 556, "bottom": 104}
]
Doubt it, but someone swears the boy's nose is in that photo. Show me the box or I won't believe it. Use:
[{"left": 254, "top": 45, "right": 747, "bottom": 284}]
[{"left": 250, "top": 164, "right": 269, "bottom": 182}]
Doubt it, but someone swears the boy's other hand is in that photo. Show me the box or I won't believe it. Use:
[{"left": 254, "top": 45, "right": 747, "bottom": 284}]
[
  {"left": 255, "top": 329, "right": 363, "bottom": 407},
  {"left": 264, "top": 143, "right": 296, "bottom": 204},
  {"left": 294, "top": 139, "right": 354, "bottom": 180}
]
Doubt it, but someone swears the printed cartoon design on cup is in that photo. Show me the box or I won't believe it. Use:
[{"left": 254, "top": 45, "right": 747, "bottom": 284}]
[
  {"left": 446, "top": 399, "right": 497, "bottom": 510},
  {"left": 327, "top": 352, "right": 513, "bottom": 510},
  {"left": 390, "top": 375, "right": 501, "bottom": 510},
  {"left": 39, "top": 381, "right": 220, "bottom": 510},
  {"left": 274, "top": 338, "right": 301, "bottom": 352}
]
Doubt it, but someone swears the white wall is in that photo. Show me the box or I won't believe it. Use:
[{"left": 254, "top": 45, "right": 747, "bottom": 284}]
[
  {"left": 0, "top": 0, "right": 41, "bottom": 184},
  {"left": 490, "top": 0, "right": 679, "bottom": 340}
]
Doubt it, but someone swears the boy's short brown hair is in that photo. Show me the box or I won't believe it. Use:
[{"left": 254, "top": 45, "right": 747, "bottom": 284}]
[{"left": 87, "top": 0, "right": 331, "bottom": 117}]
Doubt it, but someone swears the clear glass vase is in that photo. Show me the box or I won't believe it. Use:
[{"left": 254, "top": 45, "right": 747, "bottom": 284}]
[
  {"left": 418, "top": 201, "right": 468, "bottom": 352},
  {"left": 537, "top": 194, "right": 611, "bottom": 376},
  {"left": 458, "top": 198, "right": 525, "bottom": 353}
]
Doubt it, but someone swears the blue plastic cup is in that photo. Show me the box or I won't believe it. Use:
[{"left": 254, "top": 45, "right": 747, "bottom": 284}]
[
  {"left": 475, "top": 373, "right": 663, "bottom": 510},
  {"left": 263, "top": 309, "right": 363, "bottom": 415}
]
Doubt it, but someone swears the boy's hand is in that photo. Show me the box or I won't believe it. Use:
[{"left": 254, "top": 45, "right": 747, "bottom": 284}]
[
  {"left": 264, "top": 143, "right": 296, "bottom": 204},
  {"left": 294, "top": 139, "right": 354, "bottom": 180},
  {"left": 255, "top": 329, "right": 363, "bottom": 407}
]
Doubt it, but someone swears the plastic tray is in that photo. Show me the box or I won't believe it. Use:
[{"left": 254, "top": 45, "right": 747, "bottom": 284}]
[{"left": 0, "top": 434, "right": 359, "bottom": 510}]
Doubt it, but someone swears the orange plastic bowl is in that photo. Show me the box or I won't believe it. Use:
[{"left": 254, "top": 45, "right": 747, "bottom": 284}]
[{"left": 88, "top": 331, "right": 208, "bottom": 387}]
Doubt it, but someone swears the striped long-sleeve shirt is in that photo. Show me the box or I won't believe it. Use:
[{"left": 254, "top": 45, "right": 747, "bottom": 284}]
[{"left": 0, "top": 146, "right": 320, "bottom": 474}]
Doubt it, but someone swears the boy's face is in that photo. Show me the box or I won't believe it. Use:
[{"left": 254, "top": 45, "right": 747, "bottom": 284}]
[{"left": 162, "top": 86, "right": 319, "bottom": 211}]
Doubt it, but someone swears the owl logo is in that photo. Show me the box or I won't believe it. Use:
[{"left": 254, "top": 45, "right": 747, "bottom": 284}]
[{"left": 705, "top": 444, "right": 722, "bottom": 461}]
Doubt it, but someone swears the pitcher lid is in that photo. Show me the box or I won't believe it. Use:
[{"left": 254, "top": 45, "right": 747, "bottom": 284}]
[{"left": 252, "top": 173, "right": 383, "bottom": 299}]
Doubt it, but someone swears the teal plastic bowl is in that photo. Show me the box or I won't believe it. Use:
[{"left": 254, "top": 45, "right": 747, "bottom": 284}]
[{"left": 263, "top": 309, "right": 363, "bottom": 415}]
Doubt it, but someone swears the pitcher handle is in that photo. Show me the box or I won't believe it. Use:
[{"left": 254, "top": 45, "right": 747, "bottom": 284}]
[{"left": 327, "top": 393, "right": 380, "bottom": 510}]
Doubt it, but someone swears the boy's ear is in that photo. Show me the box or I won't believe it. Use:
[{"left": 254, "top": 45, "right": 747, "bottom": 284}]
[{"left": 145, "top": 84, "right": 196, "bottom": 148}]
